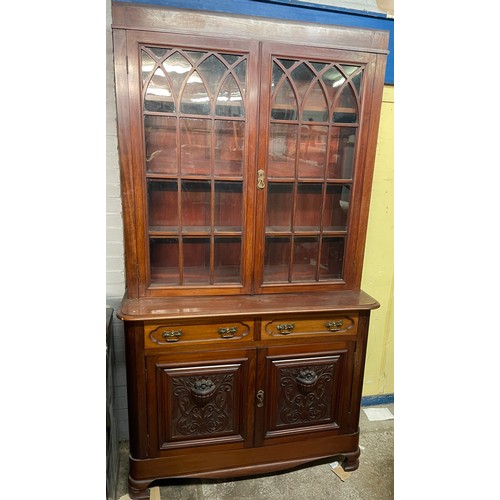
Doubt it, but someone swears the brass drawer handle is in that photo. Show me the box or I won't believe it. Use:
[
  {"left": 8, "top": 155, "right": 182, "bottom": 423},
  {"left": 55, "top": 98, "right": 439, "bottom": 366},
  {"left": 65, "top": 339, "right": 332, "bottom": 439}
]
[
  {"left": 162, "top": 329, "right": 182, "bottom": 342},
  {"left": 276, "top": 323, "right": 295, "bottom": 335},
  {"left": 218, "top": 326, "right": 238, "bottom": 338},
  {"left": 326, "top": 320, "right": 343, "bottom": 332}
]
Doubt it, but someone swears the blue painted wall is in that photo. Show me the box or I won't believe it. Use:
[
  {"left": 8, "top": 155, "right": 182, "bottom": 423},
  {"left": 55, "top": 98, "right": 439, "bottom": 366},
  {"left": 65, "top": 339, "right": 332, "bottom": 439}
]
[{"left": 114, "top": 0, "right": 394, "bottom": 84}]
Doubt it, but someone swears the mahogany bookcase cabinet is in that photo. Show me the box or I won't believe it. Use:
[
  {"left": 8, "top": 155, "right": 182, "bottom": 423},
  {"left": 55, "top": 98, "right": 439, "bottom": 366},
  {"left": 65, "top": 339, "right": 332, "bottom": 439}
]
[{"left": 112, "top": 3, "right": 389, "bottom": 498}]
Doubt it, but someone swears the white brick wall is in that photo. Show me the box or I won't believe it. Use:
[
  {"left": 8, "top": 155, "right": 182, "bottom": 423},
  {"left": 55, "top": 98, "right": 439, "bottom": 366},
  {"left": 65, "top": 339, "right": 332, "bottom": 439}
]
[{"left": 106, "top": 0, "right": 128, "bottom": 440}]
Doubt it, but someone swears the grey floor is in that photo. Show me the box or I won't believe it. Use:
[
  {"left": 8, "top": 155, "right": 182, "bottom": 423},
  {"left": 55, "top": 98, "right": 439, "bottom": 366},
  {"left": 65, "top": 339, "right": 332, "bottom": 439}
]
[{"left": 115, "top": 404, "right": 394, "bottom": 500}]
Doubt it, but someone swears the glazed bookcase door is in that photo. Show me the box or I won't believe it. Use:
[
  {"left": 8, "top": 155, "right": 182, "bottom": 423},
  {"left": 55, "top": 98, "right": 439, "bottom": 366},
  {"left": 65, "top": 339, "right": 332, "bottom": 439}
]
[
  {"left": 123, "top": 32, "right": 259, "bottom": 296},
  {"left": 254, "top": 43, "right": 379, "bottom": 293}
]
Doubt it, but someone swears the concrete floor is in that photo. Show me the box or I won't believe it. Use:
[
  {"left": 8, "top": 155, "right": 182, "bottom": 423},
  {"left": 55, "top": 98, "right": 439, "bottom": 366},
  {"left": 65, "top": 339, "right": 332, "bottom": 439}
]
[{"left": 115, "top": 404, "right": 393, "bottom": 500}]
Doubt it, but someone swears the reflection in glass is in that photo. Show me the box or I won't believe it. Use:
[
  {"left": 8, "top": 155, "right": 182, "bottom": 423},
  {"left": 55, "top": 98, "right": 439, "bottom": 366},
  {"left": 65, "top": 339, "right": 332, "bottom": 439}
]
[
  {"left": 333, "top": 83, "right": 358, "bottom": 123},
  {"left": 298, "top": 125, "right": 328, "bottom": 178},
  {"left": 215, "top": 237, "right": 241, "bottom": 284},
  {"left": 150, "top": 238, "right": 179, "bottom": 285},
  {"left": 319, "top": 237, "right": 345, "bottom": 280},
  {"left": 268, "top": 123, "right": 297, "bottom": 178},
  {"left": 198, "top": 55, "right": 227, "bottom": 98},
  {"left": 328, "top": 127, "right": 357, "bottom": 179},
  {"left": 263, "top": 237, "right": 291, "bottom": 283},
  {"left": 302, "top": 81, "right": 328, "bottom": 122},
  {"left": 144, "top": 67, "right": 175, "bottom": 113},
  {"left": 215, "top": 182, "right": 242, "bottom": 231},
  {"left": 180, "top": 118, "right": 211, "bottom": 175},
  {"left": 184, "top": 50, "right": 204, "bottom": 64},
  {"left": 180, "top": 70, "right": 210, "bottom": 115},
  {"left": 323, "top": 185, "right": 350, "bottom": 231},
  {"left": 183, "top": 238, "right": 211, "bottom": 285},
  {"left": 141, "top": 52, "right": 155, "bottom": 84},
  {"left": 291, "top": 63, "right": 315, "bottom": 102},
  {"left": 214, "top": 121, "right": 244, "bottom": 176},
  {"left": 147, "top": 180, "right": 178, "bottom": 231},
  {"left": 221, "top": 53, "right": 239, "bottom": 65},
  {"left": 295, "top": 184, "right": 322, "bottom": 231},
  {"left": 162, "top": 51, "right": 192, "bottom": 99},
  {"left": 271, "top": 78, "right": 297, "bottom": 120},
  {"left": 266, "top": 183, "right": 293, "bottom": 232},
  {"left": 292, "top": 237, "right": 319, "bottom": 282},
  {"left": 233, "top": 60, "right": 247, "bottom": 96},
  {"left": 350, "top": 70, "right": 363, "bottom": 95},
  {"left": 144, "top": 115, "right": 177, "bottom": 174},
  {"left": 150, "top": 47, "right": 169, "bottom": 58},
  {"left": 216, "top": 73, "right": 244, "bottom": 117},
  {"left": 321, "top": 66, "right": 344, "bottom": 104},
  {"left": 181, "top": 181, "right": 211, "bottom": 231}
]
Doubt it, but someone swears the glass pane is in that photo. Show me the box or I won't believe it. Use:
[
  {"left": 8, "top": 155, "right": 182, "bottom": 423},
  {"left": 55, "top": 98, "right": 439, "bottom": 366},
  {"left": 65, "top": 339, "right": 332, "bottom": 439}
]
[
  {"left": 291, "top": 63, "right": 315, "bottom": 102},
  {"left": 268, "top": 123, "right": 297, "bottom": 178},
  {"left": 144, "top": 115, "right": 177, "bottom": 174},
  {"left": 214, "top": 121, "right": 244, "bottom": 176},
  {"left": 319, "top": 237, "right": 345, "bottom": 280},
  {"left": 267, "top": 183, "right": 293, "bottom": 232},
  {"left": 150, "top": 238, "right": 179, "bottom": 285},
  {"left": 279, "top": 59, "right": 296, "bottom": 70},
  {"left": 144, "top": 67, "right": 175, "bottom": 113},
  {"left": 214, "top": 237, "right": 241, "bottom": 284},
  {"left": 141, "top": 51, "right": 155, "bottom": 84},
  {"left": 181, "top": 181, "right": 211, "bottom": 232},
  {"left": 292, "top": 237, "right": 319, "bottom": 282},
  {"left": 295, "top": 184, "right": 322, "bottom": 232},
  {"left": 234, "top": 61, "right": 247, "bottom": 97},
  {"left": 215, "top": 182, "right": 242, "bottom": 232},
  {"left": 216, "top": 73, "right": 244, "bottom": 117},
  {"left": 197, "top": 55, "right": 227, "bottom": 98},
  {"left": 147, "top": 180, "right": 178, "bottom": 231},
  {"left": 341, "top": 65, "right": 359, "bottom": 77},
  {"left": 298, "top": 125, "right": 328, "bottom": 178},
  {"left": 350, "top": 70, "right": 363, "bottom": 95},
  {"left": 183, "top": 238, "right": 211, "bottom": 285},
  {"left": 263, "top": 237, "right": 290, "bottom": 283},
  {"left": 272, "top": 62, "right": 284, "bottom": 88},
  {"left": 180, "top": 70, "right": 210, "bottom": 115},
  {"left": 180, "top": 118, "right": 211, "bottom": 176},
  {"left": 221, "top": 53, "right": 239, "bottom": 65},
  {"left": 149, "top": 47, "right": 169, "bottom": 58},
  {"left": 311, "top": 62, "right": 327, "bottom": 73},
  {"left": 302, "top": 81, "right": 329, "bottom": 122},
  {"left": 323, "top": 185, "right": 351, "bottom": 231},
  {"left": 321, "top": 66, "right": 345, "bottom": 105},
  {"left": 333, "top": 84, "right": 358, "bottom": 123},
  {"left": 162, "top": 51, "right": 192, "bottom": 100},
  {"left": 184, "top": 50, "right": 204, "bottom": 64},
  {"left": 272, "top": 78, "right": 298, "bottom": 120},
  {"left": 328, "top": 127, "right": 357, "bottom": 179}
]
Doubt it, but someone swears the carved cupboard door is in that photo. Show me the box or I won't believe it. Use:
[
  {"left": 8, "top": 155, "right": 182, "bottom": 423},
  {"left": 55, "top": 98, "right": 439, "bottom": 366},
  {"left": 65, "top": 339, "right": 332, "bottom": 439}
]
[
  {"left": 146, "top": 349, "right": 256, "bottom": 456},
  {"left": 254, "top": 342, "right": 354, "bottom": 446}
]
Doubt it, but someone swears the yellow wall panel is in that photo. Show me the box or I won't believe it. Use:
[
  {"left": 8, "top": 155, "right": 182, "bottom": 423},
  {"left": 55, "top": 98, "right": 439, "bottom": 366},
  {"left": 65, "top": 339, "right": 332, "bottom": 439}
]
[{"left": 361, "top": 85, "right": 394, "bottom": 396}]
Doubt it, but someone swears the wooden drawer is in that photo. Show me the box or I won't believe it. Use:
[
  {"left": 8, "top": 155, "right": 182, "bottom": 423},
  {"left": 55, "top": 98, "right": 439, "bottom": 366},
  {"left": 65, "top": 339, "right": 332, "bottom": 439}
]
[
  {"left": 261, "top": 313, "right": 358, "bottom": 340},
  {"left": 145, "top": 319, "right": 254, "bottom": 348}
]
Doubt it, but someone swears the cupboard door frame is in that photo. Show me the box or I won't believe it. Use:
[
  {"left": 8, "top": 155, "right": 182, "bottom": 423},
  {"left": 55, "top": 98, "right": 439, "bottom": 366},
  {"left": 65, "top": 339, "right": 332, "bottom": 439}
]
[
  {"left": 253, "top": 42, "right": 385, "bottom": 293},
  {"left": 254, "top": 341, "right": 355, "bottom": 447},
  {"left": 146, "top": 348, "right": 256, "bottom": 457},
  {"left": 117, "top": 30, "right": 260, "bottom": 297}
]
